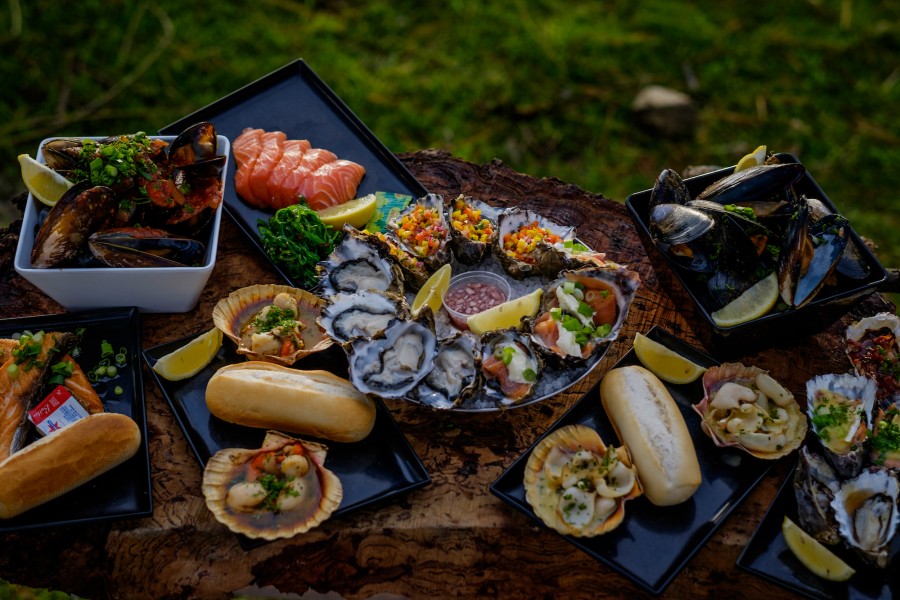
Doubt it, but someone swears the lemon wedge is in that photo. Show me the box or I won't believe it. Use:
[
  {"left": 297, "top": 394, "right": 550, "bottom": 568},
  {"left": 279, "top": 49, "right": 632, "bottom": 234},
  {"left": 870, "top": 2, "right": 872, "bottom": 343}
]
[
  {"left": 633, "top": 332, "right": 706, "bottom": 384},
  {"left": 412, "top": 264, "right": 452, "bottom": 317},
  {"left": 152, "top": 328, "right": 223, "bottom": 381},
  {"left": 734, "top": 145, "right": 767, "bottom": 172},
  {"left": 710, "top": 272, "right": 779, "bottom": 328},
  {"left": 782, "top": 516, "right": 855, "bottom": 582},
  {"left": 18, "top": 154, "right": 74, "bottom": 207},
  {"left": 467, "top": 288, "right": 542, "bottom": 335},
  {"left": 316, "top": 194, "right": 378, "bottom": 229}
]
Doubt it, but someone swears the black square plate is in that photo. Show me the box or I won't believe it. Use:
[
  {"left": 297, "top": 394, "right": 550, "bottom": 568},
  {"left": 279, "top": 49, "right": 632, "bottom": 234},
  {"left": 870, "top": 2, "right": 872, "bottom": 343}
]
[
  {"left": 142, "top": 332, "right": 431, "bottom": 533},
  {"left": 738, "top": 462, "right": 900, "bottom": 599},
  {"left": 0, "top": 308, "right": 152, "bottom": 531},
  {"left": 490, "top": 326, "right": 776, "bottom": 595},
  {"left": 159, "top": 58, "right": 428, "bottom": 288}
]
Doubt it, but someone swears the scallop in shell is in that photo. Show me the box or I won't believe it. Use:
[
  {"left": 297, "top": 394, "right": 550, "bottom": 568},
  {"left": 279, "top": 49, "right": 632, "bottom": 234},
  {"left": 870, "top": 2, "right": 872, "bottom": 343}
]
[
  {"left": 693, "top": 362, "right": 807, "bottom": 459},
  {"left": 524, "top": 424, "right": 641, "bottom": 537},
  {"left": 212, "top": 284, "right": 333, "bottom": 365},
  {"left": 386, "top": 193, "right": 451, "bottom": 272},
  {"left": 202, "top": 431, "right": 342, "bottom": 540},
  {"left": 494, "top": 208, "right": 576, "bottom": 279},
  {"left": 317, "top": 232, "right": 404, "bottom": 297},
  {"left": 529, "top": 266, "right": 640, "bottom": 365},
  {"left": 831, "top": 467, "right": 900, "bottom": 568},
  {"left": 805, "top": 373, "right": 876, "bottom": 478},
  {"left": 318, "top": 289, "right": 409, "bottom": 345},
  {"left": 348, "top": 319, "right": 438, "bottom": 399},
  {"left": 480, "top": 329, "right": 542, "bottom": 406}
]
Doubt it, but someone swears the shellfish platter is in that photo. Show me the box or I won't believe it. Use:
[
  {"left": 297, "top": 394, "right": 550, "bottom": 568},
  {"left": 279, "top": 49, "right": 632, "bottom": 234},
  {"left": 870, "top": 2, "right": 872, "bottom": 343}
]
[
  {"left": 158, "top": 58, "right": 428, "bottom": 288},
  {"left": 738, "top": 461, "right": 900, "bottom": 600},
  {"left": 626, "top": 153, "right": 889, "bottom": 357},
  {"left": 490, "top": 326, "right": 775, "bottom": 595},
  {"left": 0, "top": 308, "right": 152, "bottom": 532},
  {"left": 142, "top": 331, "right": 430, "bottom": 544}
]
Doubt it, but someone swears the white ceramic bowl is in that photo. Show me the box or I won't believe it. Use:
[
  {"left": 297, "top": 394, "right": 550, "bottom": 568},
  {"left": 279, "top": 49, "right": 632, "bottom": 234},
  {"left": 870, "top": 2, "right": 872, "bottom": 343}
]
[{"left": 14, "top": 134, "right": 230, "bottom": 313}]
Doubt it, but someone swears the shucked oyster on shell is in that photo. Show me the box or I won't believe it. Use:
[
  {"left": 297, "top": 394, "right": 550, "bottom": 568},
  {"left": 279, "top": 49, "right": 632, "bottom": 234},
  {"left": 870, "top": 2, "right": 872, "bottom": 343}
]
[
  {"left": 693, "top": 362, "right": 806, "bottom": 459},
  {"left": 202, "top": 430, "right": 342, "bottom": 540},
  {"left": 524, "top": 424, "right": 641, "bottom": 537},
  {"left": 845, "top": 312, "right": 900, "bottom": 409},
  {"left": 480, "top": 329, "right": 542, "bottom": 406},
  {"left": 386, "top": 193, "right": 451, "bottom": 273},
  {"left": 318, "top": 289, "right": 410, "bottom": 345},
  {"left": 317, "top": 232, "right": 405, "bottom": 297},
  {"left": 212, "top": 283, "right": 333, "bottom": 365},
  {"left": 805, "top": 373, "right": 876, "bottom": 478},
  {"left": 831, "top": 467, "right": 900, "bottom": 568},
  {"left": 494, "top": 207, "right": 576, "bottom": 279},
  {"left": 347, "top": 318, "right": 438, "bottom": 399},
  {"left": 793, "top": 446, "right": 841, "bottom": 545},
  {"left": 412, "top": 332, "right": 481, "bottom": 409}
]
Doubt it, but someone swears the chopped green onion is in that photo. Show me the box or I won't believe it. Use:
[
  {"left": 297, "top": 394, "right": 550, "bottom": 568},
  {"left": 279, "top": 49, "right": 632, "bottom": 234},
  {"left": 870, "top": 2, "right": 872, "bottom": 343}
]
[
  {"left": 523, "top": 368, "right": 537, "bottom": 382},
  {"left": 95, "top": 366, "right": 108, "bottom": 378},
  {"left": 106, "top": 365, "right": 118, "bottom": 378},
  {"left": 101, "top": 340, "right": 114, "bottom": 357},
  {"left": 500, "top": 345, "right": 516, "bottom": 365},
  {"left": 595, "top": 323, "right": 613, "bottom": 337},
  {"left": 577, "top": 301, "right": 594, "bottom": 317},
  {"left": 6, "top": 364, "right": 17, "bottom": 379},
  {"left": 114, "top": 386, "right": 124, "bottom": 396}
]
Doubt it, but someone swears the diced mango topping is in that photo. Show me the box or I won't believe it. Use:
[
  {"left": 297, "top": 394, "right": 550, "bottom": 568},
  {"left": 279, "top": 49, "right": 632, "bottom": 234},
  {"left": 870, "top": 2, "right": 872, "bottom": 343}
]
[
  {"left": 502, "top": 221, "right": 561, "bottom": 264},
  {"left": 450, "top": 197, "right": 495, "bottom": 243}
]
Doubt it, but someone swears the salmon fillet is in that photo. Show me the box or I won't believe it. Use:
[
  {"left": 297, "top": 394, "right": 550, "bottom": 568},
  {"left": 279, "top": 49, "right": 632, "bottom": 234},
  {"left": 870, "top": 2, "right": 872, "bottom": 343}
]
[{"left": 231, "top": 128, "right": 365, "bottom": 211}]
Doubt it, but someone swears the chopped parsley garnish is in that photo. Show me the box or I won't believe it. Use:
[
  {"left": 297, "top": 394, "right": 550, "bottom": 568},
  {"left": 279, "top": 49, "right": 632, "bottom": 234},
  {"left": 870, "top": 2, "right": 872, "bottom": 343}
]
[
  {"left": 253, "top": 306, "right": 298, "bottom": 333},
  {"left": 256, "top": 473, "right": 301, "bottom": 513}
]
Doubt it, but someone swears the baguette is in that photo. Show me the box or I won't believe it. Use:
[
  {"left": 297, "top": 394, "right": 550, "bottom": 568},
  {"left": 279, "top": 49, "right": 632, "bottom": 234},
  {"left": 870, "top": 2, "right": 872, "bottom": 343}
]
[
  {"left": 205, "top": 362, "right": 376, "bottom": 443},
  {"left": 0, "top": 412, "right": 141, "bottom": 519},
  {"left": 599, "top": 365, "right": 701, "bottom": 506}
]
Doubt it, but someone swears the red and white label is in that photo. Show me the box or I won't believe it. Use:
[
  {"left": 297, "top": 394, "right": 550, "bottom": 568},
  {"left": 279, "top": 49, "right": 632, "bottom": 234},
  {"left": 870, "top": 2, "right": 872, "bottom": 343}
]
[{"left": 27, "top": 385, "right": 89, "bottom": 436}]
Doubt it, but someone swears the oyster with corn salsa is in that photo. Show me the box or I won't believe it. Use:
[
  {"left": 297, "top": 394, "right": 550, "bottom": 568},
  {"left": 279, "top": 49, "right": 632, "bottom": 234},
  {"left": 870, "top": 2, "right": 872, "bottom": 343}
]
[{"left": 446, "top": 194, "right": 500, "bottom": 265}]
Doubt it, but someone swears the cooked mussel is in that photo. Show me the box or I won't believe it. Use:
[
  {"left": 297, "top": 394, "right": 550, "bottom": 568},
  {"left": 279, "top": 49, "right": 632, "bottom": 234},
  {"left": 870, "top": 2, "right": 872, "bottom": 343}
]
[
  {"left": 168, "top": 121, "right": 226, "bottom": 178},
  {"left": 696, "top": 162, "right": 805, "bottom": 205},
  {"left": 31, "top": 182, "right": 118, "bottom": 268},
  {"left": 649, "top": 168, "right": 692, "bottom": 208},
  {"left": 649, "top": 203, "right": 716, "bottom": 273},
  {"left": 88, "top": 227, "right": 205, "bottom": 267}
]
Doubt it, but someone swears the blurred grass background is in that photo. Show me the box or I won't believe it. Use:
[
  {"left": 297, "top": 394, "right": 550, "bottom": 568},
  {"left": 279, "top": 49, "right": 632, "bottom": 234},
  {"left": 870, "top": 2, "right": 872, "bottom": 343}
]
[{"left": 1, "top": 0, "right": 898, "bottom": 269}]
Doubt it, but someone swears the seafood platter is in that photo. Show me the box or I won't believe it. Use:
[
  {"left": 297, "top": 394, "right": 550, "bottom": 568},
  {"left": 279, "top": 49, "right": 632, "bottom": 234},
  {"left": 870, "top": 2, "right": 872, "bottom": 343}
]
[
  {"left": 490, "top": 326, "right": 818, "bottom": 594},
  {"left": 13, "top": 123, "right": 230, "bottom": 313},
  {"left": 315, "top": 194, "right": 641, "bottom": 412},
  {"left": 626, "top": 153, "right": 888, "bottom": 356},
  {"left": 739, "top": 312, "right": 900, "bottom": 599}
]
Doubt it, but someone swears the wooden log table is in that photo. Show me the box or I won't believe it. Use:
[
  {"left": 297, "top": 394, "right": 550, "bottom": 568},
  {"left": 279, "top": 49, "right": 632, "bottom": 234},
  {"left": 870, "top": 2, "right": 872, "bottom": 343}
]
[{"left": 0, "top": 150, "right": 894, "bottom": 599}]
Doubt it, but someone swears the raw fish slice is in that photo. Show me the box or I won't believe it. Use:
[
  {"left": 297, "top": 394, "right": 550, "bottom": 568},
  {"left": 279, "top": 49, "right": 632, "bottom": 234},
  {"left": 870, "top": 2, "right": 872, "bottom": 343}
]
[
  {"left": 273, "top": 148, "right": 339, "bottom": 210},
  {"left": 296, "top": 160, "right": 367, "bottom": 211},
  {"left": 0, "top": 332, "right": 77, "bottom": 460},
  {"left": 266, "top": 139, "right": 312, "bottom": 210},
  {"left": 232, "top": 129, "right": 265, "bottom": 207},
  {"left": 248, "top": 132, "right": 287, "bottom": 206}
]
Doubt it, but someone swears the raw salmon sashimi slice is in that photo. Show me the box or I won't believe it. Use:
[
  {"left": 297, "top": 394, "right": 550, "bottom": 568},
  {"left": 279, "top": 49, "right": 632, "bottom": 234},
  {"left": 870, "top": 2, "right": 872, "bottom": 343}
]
[
  {"left": 266, "top": 139, "right": 314, "bottom": 209},
  {"left": 294, "top": 160, "right": 367, "bottom": 211},
  {"left": 232, "top": 128, "right": 265, "bottom": 207},
  {"left": 271, "top": 148, "right": 339, "bottom": 210},
  {"left": 248, "top": 131, "right": 287, "bottom": 205}
]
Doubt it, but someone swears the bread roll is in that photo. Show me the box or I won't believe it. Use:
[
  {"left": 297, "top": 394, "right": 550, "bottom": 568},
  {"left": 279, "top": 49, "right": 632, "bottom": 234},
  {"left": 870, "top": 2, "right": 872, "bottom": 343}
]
[
  {"left": 205, "top": 362, "right": 376, "bottom": 443},
  {"left": 600, "top": 365, "right": 701, "bottom": 506},
  {"left": 0, "top": 412, "right": 141, "bottom": 519}
]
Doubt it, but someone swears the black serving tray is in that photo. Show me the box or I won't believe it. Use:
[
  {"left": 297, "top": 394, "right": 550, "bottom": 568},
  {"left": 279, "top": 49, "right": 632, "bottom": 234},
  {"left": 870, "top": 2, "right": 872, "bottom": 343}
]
[
  {"left": 159, "top": 59, "right": 428, "bottom": 288},
  {"left": 625, "top": 154, "right": 888, "bottom": 358},
  {"left": 738, "top": 461, "right": 900, "bottom": 599},
  {"left": 143, "top": 331, "right": 431, "bottom": 544},
  {"left": 0, "top": 308, "right": 152, "bottom": 531},
  {"left": 490, "top": 326, "right": 776, "bottom": 595}
]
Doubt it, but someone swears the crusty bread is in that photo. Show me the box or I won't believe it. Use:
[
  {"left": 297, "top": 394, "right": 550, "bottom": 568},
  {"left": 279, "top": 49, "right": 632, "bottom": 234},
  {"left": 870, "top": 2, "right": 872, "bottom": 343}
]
[
  {"left": 0, "top": 412, "right": 141, "bottom": 519},
  {"left": 205, "top": 362, "right": 376, "bottom": 443},
  {"left": 600, "top": 365, "right": 701, "bottom": 506}
]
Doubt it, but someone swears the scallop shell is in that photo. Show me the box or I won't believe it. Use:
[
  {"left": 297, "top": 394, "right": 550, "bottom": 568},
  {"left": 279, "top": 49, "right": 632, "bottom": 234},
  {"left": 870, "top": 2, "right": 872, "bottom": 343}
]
[
  {"left": 212, "top": 284, "right": 333, "bottom": 365},
  {"left": 524, "top": 424, "right": 641, "bottom": 537},
  {"left": 201, "top": 431, "right": 342, "bottom": 540},
  {"left": 805, "top": 373, "right": 876, "bottom": 478},
  {"left": 693, "top": 362, "right": 807, "bottom": 459}
]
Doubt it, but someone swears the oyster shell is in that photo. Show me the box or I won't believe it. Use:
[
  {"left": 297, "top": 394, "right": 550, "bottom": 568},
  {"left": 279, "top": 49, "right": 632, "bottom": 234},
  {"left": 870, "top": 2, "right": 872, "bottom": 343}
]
[
  {"left": 806, "top": 373, "right": 876, "bottom": 478},
  {"left": 480, "top": 329, "right": 542, "bottom": 406},
  {"left": 318, "top": 233, "right": 404, "bottom": 297},
  {"left": 386, "top": 193, "right": 451, "bottom": 272},
  {"left": 494, "top": 208, "right": 576, "bottom": 279},
  {"left": 530, "top": 266, "right": 640, "bottom": 365},
  {"left": 202, "top": 430, "right": 342, "bottom": 540},
  {"left": 846, "top": 312, "right": 900, "bottom": 409},
  {"left": 349, "top": 227, "right": 431, "bottom": 290},
  {"left": 870, "top": 405, "right": 900, "bottom": 469},
  {"left": 693, "top": 362, "right": 807, "bottom": 459},
  {"left": 524, "top": 424, "right": 641, "bottom": 537},
  {"left": 318, "top": 289, "right": 409, "bottom": 345},
  {"left": 348, "top": 319, "right": 438, "bottom": 398},
  {"left": 413, "top": 332, "right": 481, "bottom": 409},
  {"left": 831, "top": 467, "right": 900, "bottom": 568},
  {"left": 793, "top": 446, "right": 841, "bottom": 545},
  {"left": 212, "top": 283, "right": 333, "bottom": 365},
  {"left": 446, "top": 194, "right": 500, "bottom": 265}
]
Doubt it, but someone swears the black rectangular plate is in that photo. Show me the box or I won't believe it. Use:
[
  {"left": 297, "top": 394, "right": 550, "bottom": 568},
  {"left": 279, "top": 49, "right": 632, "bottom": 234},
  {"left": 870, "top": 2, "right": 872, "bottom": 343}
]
[
  {"left": 142, "top": 332, "right": 431, "bottom": 539},
  {"left": 0, "top": 308, "right": 152, "bottom": 531},
  {"left": 625, "top": 154, "right": 888, "bottom": 357},
  {"left": 159, "top": 58, "right": 428, "bottom": 288},
  {"left": 738, "top": 463, "right": 900, "bottom": 599},
  {"left": 490, "top": 326, "right": 775, "bottom": 595}
]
